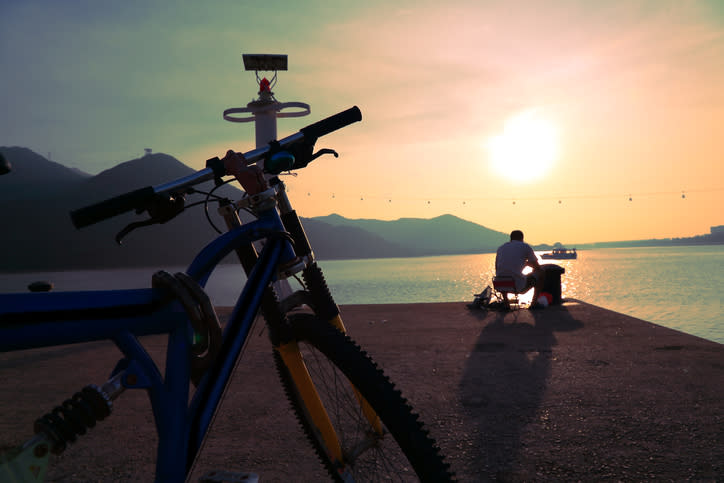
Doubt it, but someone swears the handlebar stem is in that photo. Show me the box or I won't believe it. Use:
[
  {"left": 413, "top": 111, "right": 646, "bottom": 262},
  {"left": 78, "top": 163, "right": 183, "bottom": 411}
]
[{"left": 233, "top": 187, "right": 277, "bottom": 213}]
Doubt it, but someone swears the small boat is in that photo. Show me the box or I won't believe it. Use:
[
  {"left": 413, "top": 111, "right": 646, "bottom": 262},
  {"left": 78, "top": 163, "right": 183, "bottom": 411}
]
[{"left": 541, "top": 247, "right": 577, "bottom": 259}]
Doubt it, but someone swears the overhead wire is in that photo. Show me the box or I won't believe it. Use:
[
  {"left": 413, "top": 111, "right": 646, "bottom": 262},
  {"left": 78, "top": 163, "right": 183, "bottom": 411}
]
[{"left": 289, "top": 186, "right": 723, "bottom": 205}]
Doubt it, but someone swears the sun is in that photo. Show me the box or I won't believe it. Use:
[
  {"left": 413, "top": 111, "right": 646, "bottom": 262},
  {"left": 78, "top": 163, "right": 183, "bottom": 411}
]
[{"left": 486, "top": 109, "right": 559, "bottom": 183}]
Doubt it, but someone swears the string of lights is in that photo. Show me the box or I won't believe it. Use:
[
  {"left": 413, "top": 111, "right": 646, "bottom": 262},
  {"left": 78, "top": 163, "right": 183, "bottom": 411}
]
[{"left": 287, "top": 187, "right": 723, "bottom": 205}]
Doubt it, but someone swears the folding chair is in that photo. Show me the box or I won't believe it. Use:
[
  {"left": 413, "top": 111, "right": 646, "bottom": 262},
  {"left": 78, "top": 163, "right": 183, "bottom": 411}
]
[{"left": 492, "top": 276, "right": 521, "bottom": 310}]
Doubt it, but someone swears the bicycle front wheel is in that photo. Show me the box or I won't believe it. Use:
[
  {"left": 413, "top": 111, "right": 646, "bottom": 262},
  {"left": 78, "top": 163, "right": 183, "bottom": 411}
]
[{"left": 273, "top": 313, "right": 453, "bottom": 482}]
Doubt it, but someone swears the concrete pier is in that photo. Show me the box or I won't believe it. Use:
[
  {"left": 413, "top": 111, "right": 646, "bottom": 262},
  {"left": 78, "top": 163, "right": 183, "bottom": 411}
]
[{"left": 1, "top": 300, "right": 722, "bottom": 481}]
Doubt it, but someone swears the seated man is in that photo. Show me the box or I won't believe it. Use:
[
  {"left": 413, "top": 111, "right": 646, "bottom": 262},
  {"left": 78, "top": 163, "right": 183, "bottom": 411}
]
[{"left": 495, "top": 230, "right": 544, "bottom": 306}]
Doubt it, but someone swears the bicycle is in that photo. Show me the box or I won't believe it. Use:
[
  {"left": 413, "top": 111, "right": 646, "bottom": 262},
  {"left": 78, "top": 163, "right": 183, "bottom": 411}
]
[{"left": 0, "top": 107, "right": 453, "bottom": 482}]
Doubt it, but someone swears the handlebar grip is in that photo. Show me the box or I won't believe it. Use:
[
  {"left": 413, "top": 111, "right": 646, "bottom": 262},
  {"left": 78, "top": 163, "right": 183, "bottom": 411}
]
[
  {"left": 70, "top": 186, "right": 156, "bottom": 228},
  {"left": 299, "top": 106, "right": 362, "bottom": 140}
]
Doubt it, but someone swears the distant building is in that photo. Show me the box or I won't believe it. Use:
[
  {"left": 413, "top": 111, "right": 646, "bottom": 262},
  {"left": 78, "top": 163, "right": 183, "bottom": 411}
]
[
  {"left": 144, "top": 148, "right": 152, "bottom": 156},
  {"left": 711, "top": 225, "right": 724, "bottom": 235}
]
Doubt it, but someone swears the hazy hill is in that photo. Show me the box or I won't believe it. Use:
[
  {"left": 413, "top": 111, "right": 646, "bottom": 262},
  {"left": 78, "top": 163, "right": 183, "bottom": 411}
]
[
  {"left": 2, "top": 147, "right": 720, "bottom": 272},
  {"left": 77, "top": 153, "right": 196, "bottom": 203},
  {"left": 0, "top": 147, "right": 89, "bottom": 201},
  {"left": 0, "top": 149, "right": 226, "bottom": 270},
  {"left": 299, "top": 218, "right": 411, "bottom": 259},
  {"left": 313, "top": 213, "right": 509, "bottom": 255},
  {"left": 2, "top": 147, "right": 483, "bottom": 270}
]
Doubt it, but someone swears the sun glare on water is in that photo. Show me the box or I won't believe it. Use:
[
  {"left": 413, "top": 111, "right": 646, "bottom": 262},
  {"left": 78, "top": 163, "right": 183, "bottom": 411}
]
[{"left": 486, "top": 109, "right": 559, "bottom": 183}]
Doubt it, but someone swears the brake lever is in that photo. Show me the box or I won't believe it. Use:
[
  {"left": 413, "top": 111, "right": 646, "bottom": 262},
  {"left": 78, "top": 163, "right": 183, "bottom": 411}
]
[
  {"left": 116, "top": 219, "right": 157, "bottom": 244},
  {"left": 285, "top": 141, "right": 338, "bottom": 171},
  {"left": 311, "top": 148, "right": 339, "bottom": 160},
  {"left": 115, "top": 192, "right": 186, "bottom": 244}
]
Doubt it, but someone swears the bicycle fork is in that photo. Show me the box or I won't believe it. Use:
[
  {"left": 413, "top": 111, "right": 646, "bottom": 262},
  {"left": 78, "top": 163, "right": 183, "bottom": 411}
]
[
  {"left": 275, "top": 342, "right": 345, "bottom": 462},
  {"left": 273, "top": 181, "right": 384, "bottom": 439},
  {"left": 218, "top": 186, "right": 383, "bottom": 465},
  {"left": 299, "top": 264, "right": 384, "bottom": 438}
]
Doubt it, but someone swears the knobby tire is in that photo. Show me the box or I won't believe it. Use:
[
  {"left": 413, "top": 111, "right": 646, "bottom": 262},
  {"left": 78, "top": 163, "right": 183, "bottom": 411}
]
[{"left": 274, "top": 313, "right": 453, "bottom": 482}]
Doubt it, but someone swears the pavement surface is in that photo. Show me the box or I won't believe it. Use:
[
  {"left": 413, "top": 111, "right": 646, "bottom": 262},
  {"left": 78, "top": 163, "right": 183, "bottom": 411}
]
[{"left": 1, "top": 300, "right": 722, "bottom": 481}]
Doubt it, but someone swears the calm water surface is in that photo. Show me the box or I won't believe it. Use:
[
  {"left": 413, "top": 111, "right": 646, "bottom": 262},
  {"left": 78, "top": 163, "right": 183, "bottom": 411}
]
[
  {"left": 319, "top": 246, "right": 724, "bottom": 344},
  {"left": 2, "top": 246, "right": 722, "bottom": 344}
]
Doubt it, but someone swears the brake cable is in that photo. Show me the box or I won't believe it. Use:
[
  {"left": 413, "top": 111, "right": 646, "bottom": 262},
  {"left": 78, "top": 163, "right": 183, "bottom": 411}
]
[{"left": 187, "top": 182, "right": 235, "bottom": 235}]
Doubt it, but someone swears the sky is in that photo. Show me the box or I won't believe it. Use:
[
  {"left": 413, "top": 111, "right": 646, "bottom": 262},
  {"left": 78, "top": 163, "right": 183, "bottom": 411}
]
[{"left": 2, "top": 0, "right": 723, "bottom": 245}]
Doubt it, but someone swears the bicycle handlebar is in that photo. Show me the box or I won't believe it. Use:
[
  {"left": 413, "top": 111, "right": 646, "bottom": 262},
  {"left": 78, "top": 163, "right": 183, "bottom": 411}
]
[
  {"left": 300, "top": 106, "right": 362, "bottom": 141},
  {"left": 71, "top": 187, "right": 157, "bottom": 229},
  {"left": 70, "top": 106, "right": 362, "bottom": 229}
]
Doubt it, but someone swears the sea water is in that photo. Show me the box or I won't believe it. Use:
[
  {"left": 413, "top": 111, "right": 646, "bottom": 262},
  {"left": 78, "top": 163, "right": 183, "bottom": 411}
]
[{"left": 1, "top": 246, "right": 722, "bottom": 344}]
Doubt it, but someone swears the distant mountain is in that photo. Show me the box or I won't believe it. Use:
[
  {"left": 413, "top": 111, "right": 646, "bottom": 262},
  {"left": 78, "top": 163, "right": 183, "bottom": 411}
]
[
  {"left": 4, "top": 147, "right": 504, "bottom": 270},
  {"left": 0, "top": 147, "right": 88, "bottom": 201},
  {"left": 299, "top": 218, "right": 412, "bottom": 259},
  {"left": 573, "top": 229, "right": 724, "bottom": 249},
  {"left": 4, "top": 146, "right": 717, "bottom": 272},
  {"left": 313, "top": 213, "right": 509, "bottom": 256},
  {"left": 0, "top": 147, "right": 245, "bottom": 271}
]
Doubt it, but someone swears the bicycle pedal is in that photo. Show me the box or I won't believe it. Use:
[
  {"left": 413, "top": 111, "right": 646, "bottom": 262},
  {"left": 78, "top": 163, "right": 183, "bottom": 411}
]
[{"left": 199, "top": 470, "right": 259, "bottom": 483}]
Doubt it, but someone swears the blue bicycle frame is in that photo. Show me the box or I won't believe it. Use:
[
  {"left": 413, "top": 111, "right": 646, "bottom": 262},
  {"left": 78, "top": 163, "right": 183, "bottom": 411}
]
[
  {"left": 0, "top": 210, "right": 297, "bottom": 482},
  {"left": 1, "top": 105, "right": 364, "bottom": 482}
]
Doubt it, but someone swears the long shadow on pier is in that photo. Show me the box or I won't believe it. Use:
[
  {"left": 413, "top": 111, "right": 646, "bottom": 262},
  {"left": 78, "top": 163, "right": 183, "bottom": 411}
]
[{"left": 459, "top": 306, "right": 582, "bottom": 480}]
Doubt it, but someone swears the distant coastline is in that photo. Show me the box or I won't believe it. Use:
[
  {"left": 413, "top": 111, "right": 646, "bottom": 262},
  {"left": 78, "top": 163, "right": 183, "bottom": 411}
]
[{"left": 534, "top": 226, "right": 724, "bottom": 251}]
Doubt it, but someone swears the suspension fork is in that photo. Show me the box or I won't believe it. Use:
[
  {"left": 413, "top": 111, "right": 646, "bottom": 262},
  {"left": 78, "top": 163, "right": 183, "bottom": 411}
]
[
  {"left": 272, "top": 178, "right": 343, "bottom": 328},
  {"left": 217, "top": 199, "right": 346, "bottom": 460},
  {"left": 273, "top": 179, "right": 383, "bottom": 435},
  {"left": 299, "top": 264, "right": 383, "bottom": 436},
  {"left": 275, "top": 341, "right": 344, "bottom": 464}
]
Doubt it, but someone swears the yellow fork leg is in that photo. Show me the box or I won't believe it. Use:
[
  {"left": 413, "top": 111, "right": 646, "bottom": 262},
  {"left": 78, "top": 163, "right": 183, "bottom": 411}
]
[
  {"left": 327, "top": 314, "right": 384, "bottom": 436},
  {"left": 327, "top": 314, "right": 348, "bottom": 333},
  {"left": 276, "top": 341, "right": 344, "bottom": 464}
]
